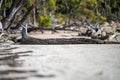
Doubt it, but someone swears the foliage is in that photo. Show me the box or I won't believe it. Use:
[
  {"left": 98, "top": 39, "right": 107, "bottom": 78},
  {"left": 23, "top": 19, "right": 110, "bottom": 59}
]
[
  {"left": 46, "top": 0, "right": 57, "bottom": 11},
  {"left": 37, "top": 15, "right": 51, "bottom": 27},
  {"left": 0, "top": 0, "right": 120, "bottom": 30}
]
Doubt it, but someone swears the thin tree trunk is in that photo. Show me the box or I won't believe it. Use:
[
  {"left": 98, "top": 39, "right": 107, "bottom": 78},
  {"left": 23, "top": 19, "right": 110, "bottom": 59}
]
[
  {"left": 14, "top": 5, "right": 34, "bottom": 29},
  {"left": 6, "top": 14, "right": 16, "bottom": 30},
  {"left": 64, "top": 0, "right": 69, "bottom": 11},
  {"left": 33, "top": 1, "right": 37, "bottom": 26},
  {"left": 0, "top": 0, "right": 3, "bottom": 8}
]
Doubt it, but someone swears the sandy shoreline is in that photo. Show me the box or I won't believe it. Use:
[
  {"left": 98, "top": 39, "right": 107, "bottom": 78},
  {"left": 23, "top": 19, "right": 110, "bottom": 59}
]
[
  {"left": 12, "top": 30, "right": 119, "bottom": 44},
  {"left": 7, "top": 30, "right": 120, "bottom": 44},
  {"left": 29, "top": 30, "right": 120, "bottom": 40}
]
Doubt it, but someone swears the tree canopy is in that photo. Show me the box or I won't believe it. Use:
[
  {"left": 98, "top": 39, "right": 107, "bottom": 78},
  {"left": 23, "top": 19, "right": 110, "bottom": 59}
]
[{"left": 0, "top": 0, "right": 120, "bottom": 30}]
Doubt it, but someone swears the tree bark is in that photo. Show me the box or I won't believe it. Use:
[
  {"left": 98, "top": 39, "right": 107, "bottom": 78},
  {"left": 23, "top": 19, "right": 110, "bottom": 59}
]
[
  {"left": 32, "top": 1, "right": 37, "bottom": 26},
  {"left": 1, "top": 0, "right": 23, "bottom": 30},
  {"left": 0, "top": 0, "right": 3, "bottom": 8},
  {"left": 14, "top": 5, "right": 34, "bottom": 29}
]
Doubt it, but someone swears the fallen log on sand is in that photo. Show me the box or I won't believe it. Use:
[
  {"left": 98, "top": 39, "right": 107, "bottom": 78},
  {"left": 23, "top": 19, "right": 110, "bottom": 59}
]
[{"left": 16, "top": 37, "right": 120, "bottom": 44}]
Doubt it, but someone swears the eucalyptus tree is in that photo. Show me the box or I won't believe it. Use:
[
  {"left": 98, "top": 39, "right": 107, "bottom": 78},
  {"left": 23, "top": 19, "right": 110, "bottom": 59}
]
[
  {"left": 1, "top": 0, "right": 24, "bottom": 30},
  {"left": 37, "top": 0, "right": 57, "bottom": 15},
  {"left": 56, "top": 0, "right": 99, "bottom": 24},
  {"left": 97, "top": 0, "right": 120, "bottom": 21},
  {"left": 56, "top": 0, "right": 81, "bottom": 25},
  {"left": 0, "top": 0, "right": 36, "bottom": 32},
  {"left": 0, "top": 0, "right": 3, "bottom": 8}
]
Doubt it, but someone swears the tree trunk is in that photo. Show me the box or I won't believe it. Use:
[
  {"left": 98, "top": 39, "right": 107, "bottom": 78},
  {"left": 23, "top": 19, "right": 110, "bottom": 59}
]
[
  {"left": 6, "top": 14, "right": 16, "bottom": 30},
  {"left": 0, "top": 0, "right": 3, "bottom": 8},
  {"left": 14, "top": 5, "right": 34, "bottom": 29},
  {"left": 32, "top": 1, "right": 37, "bottom": 26},
  {"left": 1, "top": 0, "right": 23, "bottom": 30}
]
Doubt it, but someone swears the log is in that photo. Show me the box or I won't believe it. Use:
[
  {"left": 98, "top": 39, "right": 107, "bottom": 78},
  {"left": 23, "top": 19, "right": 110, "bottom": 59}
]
[{"left": 16, "top": 37, "right": 120, "bottom": 44}]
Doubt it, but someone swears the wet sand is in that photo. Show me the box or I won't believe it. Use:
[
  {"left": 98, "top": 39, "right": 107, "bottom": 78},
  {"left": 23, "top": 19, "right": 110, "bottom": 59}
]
[{"left": 0, "top": 43, "right": 120, "bottom": 80}]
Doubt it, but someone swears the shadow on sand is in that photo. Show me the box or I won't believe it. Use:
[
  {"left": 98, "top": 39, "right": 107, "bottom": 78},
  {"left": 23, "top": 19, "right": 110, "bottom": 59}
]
[{"left": 0, "top": 43, "right": 55, "bottom": 80}]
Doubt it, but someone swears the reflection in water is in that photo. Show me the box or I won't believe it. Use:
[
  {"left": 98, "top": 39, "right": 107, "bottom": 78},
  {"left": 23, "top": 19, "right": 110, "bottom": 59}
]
[{"left": 0, "top": 43, "right": 55, "bottom": 80}]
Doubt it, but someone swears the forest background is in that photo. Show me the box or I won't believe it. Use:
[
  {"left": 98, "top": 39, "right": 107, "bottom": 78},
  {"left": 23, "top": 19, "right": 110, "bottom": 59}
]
[{"left": 0, "top": 0, "right": 120, "bottom": 31}]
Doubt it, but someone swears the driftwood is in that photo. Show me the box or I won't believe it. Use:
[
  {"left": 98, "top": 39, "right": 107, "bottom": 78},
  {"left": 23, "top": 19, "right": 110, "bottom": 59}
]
[
  {"left": 15, "top": 37, "right": 120, "bottom": 44},
  {"left": 117, "top": 28, "right": 120, "bottom": 32}
]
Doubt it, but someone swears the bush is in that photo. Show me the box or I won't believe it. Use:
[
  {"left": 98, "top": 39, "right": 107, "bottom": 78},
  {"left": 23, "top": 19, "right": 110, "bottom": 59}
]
[
  {"left": 38, "top": 15, "right": 51, "bottom": 27},
  {"left": 56, "top": 13, "right": 67, "bottom": 24}
]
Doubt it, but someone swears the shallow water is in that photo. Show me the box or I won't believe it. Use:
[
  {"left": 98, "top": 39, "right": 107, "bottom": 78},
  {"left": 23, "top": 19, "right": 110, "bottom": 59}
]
[{"left": 0, "top": 43, "right": 120, "bottom": 80}]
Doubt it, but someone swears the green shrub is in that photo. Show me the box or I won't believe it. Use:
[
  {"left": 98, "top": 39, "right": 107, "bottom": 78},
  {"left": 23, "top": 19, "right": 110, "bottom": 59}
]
[{"left": 38, "top": 15, "right": 51, "bottom": 27}]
